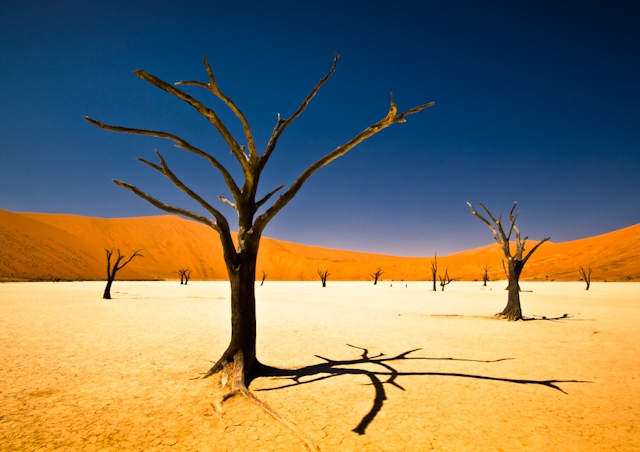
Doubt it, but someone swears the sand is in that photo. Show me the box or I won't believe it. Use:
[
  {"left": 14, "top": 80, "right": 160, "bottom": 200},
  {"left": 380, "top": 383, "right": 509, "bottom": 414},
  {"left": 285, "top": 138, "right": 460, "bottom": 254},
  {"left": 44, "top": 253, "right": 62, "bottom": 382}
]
[
  {"left": 3, "top": 209, "right": 640, "bottom": 282},
  {"left": 1, "top": 281, "right": 639, "bottom": 451}
]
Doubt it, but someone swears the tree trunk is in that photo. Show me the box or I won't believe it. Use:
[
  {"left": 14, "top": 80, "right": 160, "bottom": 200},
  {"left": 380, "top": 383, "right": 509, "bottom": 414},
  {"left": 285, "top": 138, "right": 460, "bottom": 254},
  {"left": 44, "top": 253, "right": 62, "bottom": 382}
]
[
  {"left": 103, "top": 278, "right": 114, "bottom": 299},
  {"left": 497, "top": 260, "right": 523, "bottom": 320},
  {"left": 207, "top": 236, "right": 261, "bottom": 381},
  {"left": 228, "top": 256, "right": 258, "bottom": 373}
]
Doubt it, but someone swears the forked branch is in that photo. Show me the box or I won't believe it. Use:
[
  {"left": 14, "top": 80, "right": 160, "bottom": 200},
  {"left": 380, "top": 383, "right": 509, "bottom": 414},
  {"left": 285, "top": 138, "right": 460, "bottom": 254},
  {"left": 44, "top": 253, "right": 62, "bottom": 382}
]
[
  {"left": 255, "top": 96, "right": 434, "bottom": 233},
  {"left": 133, "top": 69, "right": 250, "bottom": 172},
  {"left": 136, "top": 150, "right": 232, "bottom": 224},
  {"left": 181, "top": 56, "right": 258, "bottom": 162},
  {"left": 259, "top": 54, "right": 340, "bottom": 172},
  {"left": 83, "top": 117, "right": 240, "bottom": 197},
  {"left": 112, "top": 179, "right": 236, "bottom": 259}
]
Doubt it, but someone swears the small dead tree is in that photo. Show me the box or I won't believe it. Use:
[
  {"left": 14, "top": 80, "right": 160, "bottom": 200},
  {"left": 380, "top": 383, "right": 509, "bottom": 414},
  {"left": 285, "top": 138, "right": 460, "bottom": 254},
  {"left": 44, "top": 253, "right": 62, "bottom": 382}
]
[
  {"left": 482, "top": 265, "right": 490, "bottom": 287},
  {"left": 579, "top": 266, "right": 592, "bottom": 290},
  {"left": 431, "top": 253, "right": 438, "bottom": 292},
  {"left": 86, "top": 54, "right": 431, "bottom": 449},
  {"left": 176, "top": 267, "right": 192, "bottom": 284},
  {"left": 438, "top": 268, "right": 452, "bottom": 291},
  {"left": 260, "top": 270, "right": 267, "bottom": 286},
  {"left": 103, "top": 248, "right": 143, "bottom": 299},
  {"left": 467, "top": 202, "right": 550, "bottom": 320},
  {"left": 370, "top": 268, "right": 384, "bottom": 285},
  {"left": 318, "top": 269, "right": 330, "bottom": 288}
]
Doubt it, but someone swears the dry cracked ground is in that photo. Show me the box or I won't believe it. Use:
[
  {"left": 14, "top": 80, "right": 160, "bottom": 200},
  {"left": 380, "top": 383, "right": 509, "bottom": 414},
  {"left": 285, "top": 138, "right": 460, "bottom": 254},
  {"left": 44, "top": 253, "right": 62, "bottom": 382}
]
[{"left": 1, "top": 281, "right": 639, "bottom": 451}]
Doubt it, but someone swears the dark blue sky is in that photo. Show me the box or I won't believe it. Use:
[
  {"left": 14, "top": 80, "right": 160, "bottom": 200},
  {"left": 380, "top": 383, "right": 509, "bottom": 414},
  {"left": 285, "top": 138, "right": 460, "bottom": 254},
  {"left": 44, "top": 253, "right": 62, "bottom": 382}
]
[{"left": 1, "top": 1, "right": 639, "bottom": 256}]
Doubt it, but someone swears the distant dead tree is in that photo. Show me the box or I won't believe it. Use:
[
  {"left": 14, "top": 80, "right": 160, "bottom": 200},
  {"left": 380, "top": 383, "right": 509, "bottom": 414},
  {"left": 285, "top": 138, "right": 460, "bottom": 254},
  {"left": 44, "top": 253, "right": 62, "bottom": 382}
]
[
  {"left": 482, "top": 265, "right": 490, "bottom": 287},
  {"left": 370, "top": 268, "right": 384, "bottom": 285},
  {"left": 431, "top": 253, "right": 438, "bottom": 292},
  {"left": 103, "top": 248, "right": 143, "bottom": 299},
  {"left": 86, "top": 54, "right": 432, "bottom": 449},
  {"left": 318, "top": 269, "right": 330, "bottom": 288},
  {"left": 467, "top": 202, "right": 550, "bottom": 320},
  {"left": 579, "top": 266, "right": 592, "bottom": 290},
  {"left": 260, "top": 270, "right": 268, "bottom": 286},
  {"left": 176, "top": 267, "right": 192, "bottom": 284},
  {"left": 438, "top": 268, "right": 452, "bottom": 291}
]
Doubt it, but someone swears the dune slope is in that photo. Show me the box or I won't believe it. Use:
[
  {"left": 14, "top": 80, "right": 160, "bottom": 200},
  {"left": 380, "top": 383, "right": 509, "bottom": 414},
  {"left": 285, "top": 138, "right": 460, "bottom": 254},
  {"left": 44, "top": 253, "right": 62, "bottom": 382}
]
[{"left": 1, "top": 209, "right": 638, "bottom": 282}]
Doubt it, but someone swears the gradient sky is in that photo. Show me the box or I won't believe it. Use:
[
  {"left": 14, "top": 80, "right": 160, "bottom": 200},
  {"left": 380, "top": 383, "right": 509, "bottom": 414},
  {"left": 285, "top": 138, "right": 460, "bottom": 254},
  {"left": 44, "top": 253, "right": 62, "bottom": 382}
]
[{"left": 1, "top": 1, "right": 639, "bottom": 256}]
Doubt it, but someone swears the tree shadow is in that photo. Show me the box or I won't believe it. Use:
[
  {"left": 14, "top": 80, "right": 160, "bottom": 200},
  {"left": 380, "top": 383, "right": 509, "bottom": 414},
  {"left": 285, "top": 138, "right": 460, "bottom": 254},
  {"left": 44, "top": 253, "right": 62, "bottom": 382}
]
[
  {"left": 522, "top": 313, "right": 592, "bottom": 321},
  {"left": 254, "top": 344, "right": 589, "bottom": 435}
]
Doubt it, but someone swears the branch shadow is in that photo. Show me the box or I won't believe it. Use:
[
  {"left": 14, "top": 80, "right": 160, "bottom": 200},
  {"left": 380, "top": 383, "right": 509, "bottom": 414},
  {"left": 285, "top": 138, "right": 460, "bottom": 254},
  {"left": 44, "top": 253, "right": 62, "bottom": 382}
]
[
  {"left": 522, "top": 313, "right": 593, "bottom": 322},
  {"left": 254, "top": 344, "right": 590, "bottom": 435}
]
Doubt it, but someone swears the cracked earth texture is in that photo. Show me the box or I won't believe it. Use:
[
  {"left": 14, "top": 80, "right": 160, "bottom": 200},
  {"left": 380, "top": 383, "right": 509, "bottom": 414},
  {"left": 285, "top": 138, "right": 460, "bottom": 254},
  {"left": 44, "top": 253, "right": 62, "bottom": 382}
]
[{"left": 1, "top": 281, "right": 638, "bottom": 451}]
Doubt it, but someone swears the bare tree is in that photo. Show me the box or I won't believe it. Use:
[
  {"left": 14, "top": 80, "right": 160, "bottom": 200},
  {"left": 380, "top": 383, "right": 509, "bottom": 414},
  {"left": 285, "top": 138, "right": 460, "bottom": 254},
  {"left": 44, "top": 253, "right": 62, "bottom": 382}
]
[
  {"left": 438, "top": 268, "right": 452, "bottom": 291},
  {"left": 467, "top": 202, "right": 550, "bottom": 320},
  {"left": 103, "top": 249, "right": 143, "bottom": 299},
  {"left": 482, "top": 265, "right": 490, "bottom": 287},
  {"left": 318, "top": 269, "right": 330, "bottom": 288},
  {"left": 431, "top": 253, "right": 438, "bottom": 292},
  {"left": 579, "top": 266, "right": 592, "bottom": 290},
  {"left": 370, "top": 268, "right": 384, "bottom": 285},
  {"left": 85, "top": 53, "right": 433, "bottom": 435},
  {"left": 260, "top": 270, "right": 267, "bottom": 286},
  {"left": 176, "top": 267, "right": 192, "bottom": 284}
]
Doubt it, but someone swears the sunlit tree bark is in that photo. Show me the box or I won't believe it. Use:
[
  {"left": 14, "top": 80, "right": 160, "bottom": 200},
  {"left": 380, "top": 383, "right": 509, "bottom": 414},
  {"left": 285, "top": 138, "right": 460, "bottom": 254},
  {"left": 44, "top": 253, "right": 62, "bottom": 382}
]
[{"left": 467, "top": 202, "right": 549, "bottom": 320}]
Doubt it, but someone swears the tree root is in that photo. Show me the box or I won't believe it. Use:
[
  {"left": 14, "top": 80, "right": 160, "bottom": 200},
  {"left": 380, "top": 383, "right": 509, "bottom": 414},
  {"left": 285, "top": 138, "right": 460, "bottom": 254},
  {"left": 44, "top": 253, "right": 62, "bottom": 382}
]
[
  {"left": 494, "top": 312, "right": 521, "bottom": 321},
  {"left": 211, "top": 350, "right": 318, "bottom": 452}
]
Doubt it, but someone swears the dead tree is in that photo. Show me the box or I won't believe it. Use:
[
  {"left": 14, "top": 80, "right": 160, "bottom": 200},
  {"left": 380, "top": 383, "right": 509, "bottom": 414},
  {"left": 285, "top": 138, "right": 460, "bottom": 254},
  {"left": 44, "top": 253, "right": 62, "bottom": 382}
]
[
  {"left": 260, "top": 270, "right": 267, "bottom": 286},
  {"left": 579, "top": 266, "right": 592, "bottom": 290},
  {"left": 431, "top": 253, "right": 438, "bottom": 292},
  {"left": 482, "top": 265, "right": 490, "bottom": 286},
  {"left": 370, "top": 268, "right": 384, "bottom": 285},
  {"left": 438, "top": 268, "right": 452, "bottom": 291},
  {"left": 467, "top": 202, "right": 550, "bottom": 320},
  {"left": 318, "top": 269, "right": 330, "bottom": 288},
  {"left": 86, "top": 55, "right": 431, "bottom": 447},
  {"left": 103, "top": 248, "right": 143, "bottom": 299},
  {"left": 176, "top": 267, "right": 191, "bottom": 284}
]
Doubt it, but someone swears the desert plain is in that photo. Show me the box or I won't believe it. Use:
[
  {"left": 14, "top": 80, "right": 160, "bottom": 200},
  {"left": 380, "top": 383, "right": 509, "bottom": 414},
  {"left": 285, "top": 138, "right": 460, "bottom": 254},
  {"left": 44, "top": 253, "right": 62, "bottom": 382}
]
[{"left": 1, "top": 280, "right": 639, "bottom": 451}]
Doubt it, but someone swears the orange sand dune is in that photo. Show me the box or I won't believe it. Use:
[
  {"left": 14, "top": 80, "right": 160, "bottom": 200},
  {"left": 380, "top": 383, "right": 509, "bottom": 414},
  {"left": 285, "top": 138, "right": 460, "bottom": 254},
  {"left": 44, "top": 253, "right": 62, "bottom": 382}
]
[{"left": 1, "top": 209, "right": 638, "bottom": 282}]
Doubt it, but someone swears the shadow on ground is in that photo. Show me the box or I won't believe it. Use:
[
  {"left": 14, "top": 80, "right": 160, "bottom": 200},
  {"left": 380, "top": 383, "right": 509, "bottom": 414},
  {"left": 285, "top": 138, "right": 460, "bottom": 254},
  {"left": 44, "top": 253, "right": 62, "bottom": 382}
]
[{"left": 255, "top": 345, "right": 590, "bottom": 434}]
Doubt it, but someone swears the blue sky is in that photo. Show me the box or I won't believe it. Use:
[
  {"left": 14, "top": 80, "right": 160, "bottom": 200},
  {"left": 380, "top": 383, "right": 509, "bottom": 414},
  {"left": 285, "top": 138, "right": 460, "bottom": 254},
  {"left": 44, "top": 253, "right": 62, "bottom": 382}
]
[{"left": 1, "top": 1, "right": 639, "bottom": 256}]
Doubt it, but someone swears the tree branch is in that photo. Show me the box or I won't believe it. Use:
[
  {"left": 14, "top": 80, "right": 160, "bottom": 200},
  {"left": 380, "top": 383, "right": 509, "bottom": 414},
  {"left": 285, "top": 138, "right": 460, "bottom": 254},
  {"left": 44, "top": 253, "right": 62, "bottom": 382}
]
[
  {"left": 112, "top": 179, "right": 236, "bottom": 259},
  {"left": 467, "top": 202, "right": 501, "bottom": 244},
  {"left": 115, "top": 249, "right": 144, "bottom": 271},
  {"left": 258, "top": 54, "right": 340, "bottom": 173},
  {"left": 132, "top": 69, "right": 250, "bottom": 173},
  {"left": 136, "top": 150, "right": 234, "bottom": 230},
  {"left": 255, "top": 185, "right": 286, "bottom": 210},
  {"left": 218, "top": 196, "right": 237, "bottom": 210},
  {"left": 254, "top": 98, "right": 434, "bottom": 233},
  {"left": 84, "top": 117, "right": 240, "bottom": 197},
  {"left": 522, "top": 237, "right": 551, "bottom": 265},
  {"left": 176, "top": 55, "right": 258, "bottom": 163}
]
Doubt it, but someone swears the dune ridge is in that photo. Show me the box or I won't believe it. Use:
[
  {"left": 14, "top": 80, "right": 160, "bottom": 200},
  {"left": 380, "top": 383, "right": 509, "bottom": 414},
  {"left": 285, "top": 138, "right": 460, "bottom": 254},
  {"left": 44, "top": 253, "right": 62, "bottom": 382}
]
[{"left": 1, "top": 209, "right": 638, "bottom": 282}]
